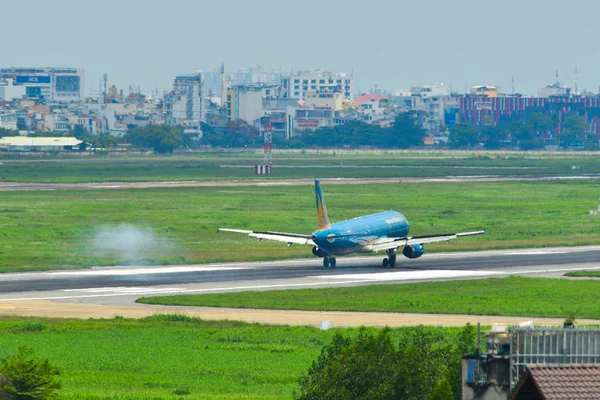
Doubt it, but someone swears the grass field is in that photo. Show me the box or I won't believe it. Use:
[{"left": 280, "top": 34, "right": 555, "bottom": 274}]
[
  {"left": 138, "top": 276, "right": 600, "bottom": 320},
  {"left": 0, "top": 316, "right": 468, "bottom": 399},
  {"left": 1, "top": 180, "right": 600, "bottom": 272},
  {"left": 564, "top": 271, "right": 600, "bottom": 277},
  {"left": 2, "top": 152, "right": 600, "bottom": 182}
]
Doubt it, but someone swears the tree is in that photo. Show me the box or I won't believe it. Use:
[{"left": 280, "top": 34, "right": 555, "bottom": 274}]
[
  {"left": 527, "top": 110, "right": 556, "bottom": 134},
  {"left": 561, "top": 113, "right": 587, "bottom": 147},
  {"left": 447, "top": 323, "right": 477, "bottom": 398},
  {"left": 124, "top": 124, "right": 183, "bottom": 154},
  {"left": 394, "top": 326, "right": 453, "bottom": 399},
  {"left": 510, "top": 120, "right": 542, "bottom": 150},
  {"left": 199, "top": 120, "right": 259, "bottom": 148},
  {"left": 449, "top": 123, "right": 479, "bottom": 148},
  {"left": 480, "top": 126, "right": 505, "bottom": 149},
  {"left": 428, "top": 376, "right": 454, "bottom": 400},
  {"left": 83, "top": 134, "right": 119, "bottom": 149},
  {"left": 71, "top": 125, "right": 87, "bottom": 139},
  {"left": 0, "top": 128, "right": 18, "bottom": 138},
  {"left": 0, "top": 346, "right": 60, "bottom": 400},
  {"left": 296, "top": 328, "right": 398, "bottom": 400},
  {"left": 387, "top": 112, "right": 427, "bottom": 148},
  {"left": 296, "top": 324, "right": 478, "bottom": 400}
]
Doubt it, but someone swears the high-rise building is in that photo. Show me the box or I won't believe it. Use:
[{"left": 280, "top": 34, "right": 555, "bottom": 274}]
[
  {"left": 164, "top": 72, "right": 203, "bottom": 124},
  {"left": 0, "top": 67, "right": 84, "bottom": 102}
]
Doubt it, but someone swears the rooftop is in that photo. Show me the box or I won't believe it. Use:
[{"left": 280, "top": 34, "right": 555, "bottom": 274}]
[{"left": 512, "top": 364, "right": 600, "bottom": 400}]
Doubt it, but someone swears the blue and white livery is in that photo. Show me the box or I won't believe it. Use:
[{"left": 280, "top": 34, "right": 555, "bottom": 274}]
[{"left": 218, "top": 179, "right": 485, "bottom": 268}]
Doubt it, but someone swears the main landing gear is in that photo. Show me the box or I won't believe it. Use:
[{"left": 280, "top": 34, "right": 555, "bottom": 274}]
[
  {"left": 323, "top": 256, "right": 337, "bottom": 268},
  {"left": 382, "top": 249, "right": 397, "bottom": 268}
]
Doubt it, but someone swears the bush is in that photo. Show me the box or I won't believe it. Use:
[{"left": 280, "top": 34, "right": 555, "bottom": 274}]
[
  {"left": 296, "top": 325, "right": 477, "bottom": 400},
  {"left": 0, "top": 346, "right": 60, "bottom": 399}
]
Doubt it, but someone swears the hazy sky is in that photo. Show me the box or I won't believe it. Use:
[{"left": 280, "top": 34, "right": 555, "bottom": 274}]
[{"left": 3, "top": 0, "right": 599, "bottom": 96}]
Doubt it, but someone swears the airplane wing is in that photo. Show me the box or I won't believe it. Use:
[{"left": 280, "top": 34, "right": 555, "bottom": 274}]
[
  {"left": 371, "top": 230, "right": 485, "bottom": 252},
  {"left": 218, "top": 228, "right": 314, "bottom": 246}
]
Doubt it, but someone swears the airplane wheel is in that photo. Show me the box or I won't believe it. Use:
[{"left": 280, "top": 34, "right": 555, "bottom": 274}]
[
  {"left": 390, "top": 255, "right": 396, "bottom": 268},
  {"left": 382, "top": 258, "right": 389, "bottom": 268},
  {"left": 330, "top": 258, "right": 336, "bottom": 268},
  {"left": 323, "top": 257, "right": 330, "bottom": 268}
]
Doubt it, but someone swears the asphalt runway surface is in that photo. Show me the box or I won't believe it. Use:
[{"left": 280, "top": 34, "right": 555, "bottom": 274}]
[{"left": 2, "top": 246, "right": 600, "bottom": 327}]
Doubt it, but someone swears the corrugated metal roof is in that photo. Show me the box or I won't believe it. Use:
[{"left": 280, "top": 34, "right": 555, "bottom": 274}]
[{"left": 0, "top": 137, "right": 83, "bottom": 146}]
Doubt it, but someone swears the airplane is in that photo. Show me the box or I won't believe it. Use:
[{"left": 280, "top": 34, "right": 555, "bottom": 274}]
[{"left": 218, "top": 179, "right": 485, "bottom": 268}]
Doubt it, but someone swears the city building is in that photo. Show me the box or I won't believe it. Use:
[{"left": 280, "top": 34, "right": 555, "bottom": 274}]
[
  {"left": 291, "top": 106, "right": 334, "bottom": 135},
  {"left": 0, "top": 111, "right": 17, "bottom": 130},
  {"left": 411, "top": 84, "right": 452, "bottom": 133},
  {"left": 303, "top": 91, "right": 344, "bottom": 111},
  {"left": 538, "top": 82, "right": 571, "bottom": 98},
  {"left": 164, "top": 72, "right": 203, "bottom": 124},
  {"left": 281, "top": 69, "right": 353, "bottom": 100},
  {"left": 0, "top": 67, "right": 84, "bottom": 102},
  {"left": 470, "top": 85, "right": 500, "bottom": 98},
  {"left": 227, "top": 84, "right": 276, "bottom": 125},
  {"left": 0, "top": 78, "right": 26, "bottom": 101}
]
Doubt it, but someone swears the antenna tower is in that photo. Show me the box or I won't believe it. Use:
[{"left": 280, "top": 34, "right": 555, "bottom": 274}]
[
  {"left": 102, "top": 73, "right": 108, "bottom": 96},
  {"left": 219, "top": 62, "right": 226, "bottom": 109}
]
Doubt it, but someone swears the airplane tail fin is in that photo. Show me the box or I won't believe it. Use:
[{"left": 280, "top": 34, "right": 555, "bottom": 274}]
[{"left": 315, "top": 179, "right": 331, "bottom": 230}]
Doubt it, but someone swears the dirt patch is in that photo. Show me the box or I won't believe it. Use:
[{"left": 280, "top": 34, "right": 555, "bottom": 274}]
[{"left": 1, "top": 300, "right": 597, "bottom": 327}]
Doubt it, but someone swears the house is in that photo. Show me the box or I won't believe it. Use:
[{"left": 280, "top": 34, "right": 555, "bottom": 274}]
[{"left": 510, "top": 364, "right": 600, "bottom": 400}]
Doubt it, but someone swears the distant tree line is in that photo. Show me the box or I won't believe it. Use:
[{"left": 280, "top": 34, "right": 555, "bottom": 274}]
[
  {"left": 282, "top": 112, "right": 426, "bottom": 149},
  {"left": 3, "top": 106, "right": 596, "bottom": 153},
  {"left": 449, "top": 109, "right": 594, "bottom": 150}
]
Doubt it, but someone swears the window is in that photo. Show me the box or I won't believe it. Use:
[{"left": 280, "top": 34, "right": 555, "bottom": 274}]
[
  {"left": 319, "top": 79, "right": 325, "bottom": 84},
  {"left": 311, "top": 79, "right": 316, "bottom": 83}
]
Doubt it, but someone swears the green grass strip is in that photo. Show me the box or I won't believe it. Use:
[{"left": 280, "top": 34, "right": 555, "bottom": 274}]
[
  {"left": 0, "top": 316, "right": 466, "bottom": 399},
  {"left": 138, "top": 276, "right": 600, "bottom": 320},
  {"left": 564, "top": 271, "right": 600, "bottom": 278}
]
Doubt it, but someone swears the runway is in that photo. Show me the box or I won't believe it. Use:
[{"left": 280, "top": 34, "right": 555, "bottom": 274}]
[{"left": 2, "top": 245, "right": 600, "bottom": 328}]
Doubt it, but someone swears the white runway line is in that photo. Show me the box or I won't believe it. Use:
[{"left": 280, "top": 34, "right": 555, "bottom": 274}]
[
  {"left": 314, "top": 269, "right": 504, "bottom": 281},
  {"left": 2, "top": 265, "right": 254, "bottom": 278},
  {"left": 60, "top": 287, "right": 184, "bottom": 294},
  {"left": 0, "top": 280, "right": 376, "bottom": 302}
]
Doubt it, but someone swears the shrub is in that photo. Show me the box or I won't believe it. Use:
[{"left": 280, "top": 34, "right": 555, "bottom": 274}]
[{"left": 0, "top": 346, "right": 60, "bottom": 399}]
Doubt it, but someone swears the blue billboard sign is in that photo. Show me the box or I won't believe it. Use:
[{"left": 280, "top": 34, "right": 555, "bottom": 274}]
[{"left": 15, "top": 75, "right": 51, "bottom": 84}]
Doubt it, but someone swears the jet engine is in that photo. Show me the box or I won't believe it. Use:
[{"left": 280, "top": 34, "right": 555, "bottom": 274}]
[
  {"left": 402, "top": 244, "right": 425, "bottom": 259},
  {"left": 312, "top": 246, "right": 328, "bottom": 258}
]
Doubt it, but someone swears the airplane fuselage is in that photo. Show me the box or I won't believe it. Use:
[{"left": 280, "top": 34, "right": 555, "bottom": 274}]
[{"left": 312, "top": 210, "right": 410, "bottom": 256}]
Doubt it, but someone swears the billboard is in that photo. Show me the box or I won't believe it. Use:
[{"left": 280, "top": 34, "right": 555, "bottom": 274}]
[
  {"left": 55, "top": 75, "right": 80, "bottom": 92},
  {"left": 15, "top": 76, "right": 51, "bottom": 84}
]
